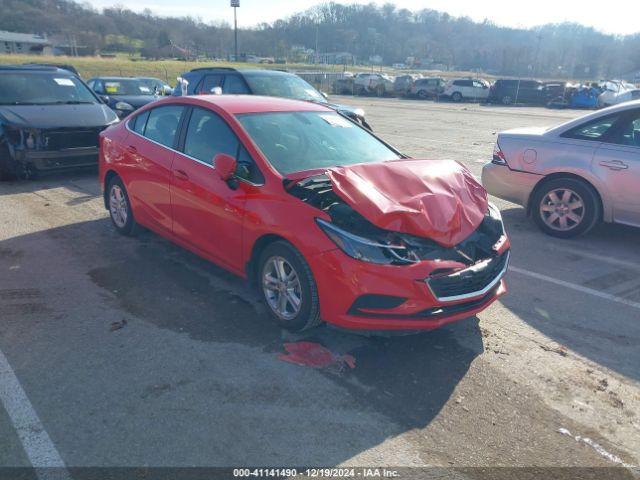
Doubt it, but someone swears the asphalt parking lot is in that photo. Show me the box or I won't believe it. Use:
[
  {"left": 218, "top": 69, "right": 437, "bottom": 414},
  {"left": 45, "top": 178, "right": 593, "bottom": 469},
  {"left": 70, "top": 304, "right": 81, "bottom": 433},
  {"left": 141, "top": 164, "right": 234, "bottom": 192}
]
[{"left": 0, "top": 96, "right": 639, "bottom": 478}]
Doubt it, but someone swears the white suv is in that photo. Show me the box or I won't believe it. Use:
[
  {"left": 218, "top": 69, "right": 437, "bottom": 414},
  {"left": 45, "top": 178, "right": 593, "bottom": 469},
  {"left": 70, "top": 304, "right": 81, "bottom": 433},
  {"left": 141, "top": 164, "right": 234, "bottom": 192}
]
[
  {"left": 443, "top": 78, "right": 490, "bottom": 102},
  {"left": 354, "top": 73, "right": 395, "bottom": 96}
]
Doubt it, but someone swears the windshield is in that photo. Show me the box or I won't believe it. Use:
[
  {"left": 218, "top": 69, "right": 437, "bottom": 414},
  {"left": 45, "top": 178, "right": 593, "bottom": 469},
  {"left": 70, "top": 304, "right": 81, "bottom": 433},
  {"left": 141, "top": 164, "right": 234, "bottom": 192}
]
[
  {"left": 102, "top": 79, "right": 153, "bottom": 96},
  {"left": 0, "top": 72, "right": 98, "bottom": 105},
  {"left": 243, "top": 73, "right": 325, "bottom": 102},
  {"left": 238, "top": 111, "right": 400, "bottom": 175}
]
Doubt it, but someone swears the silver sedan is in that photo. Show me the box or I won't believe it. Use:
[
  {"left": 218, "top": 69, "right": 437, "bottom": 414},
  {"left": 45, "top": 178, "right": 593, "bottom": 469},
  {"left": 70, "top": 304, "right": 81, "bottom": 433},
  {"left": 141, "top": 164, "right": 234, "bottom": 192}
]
[{"left": 482, "top": 100, "right": 640, "bottom": 237}]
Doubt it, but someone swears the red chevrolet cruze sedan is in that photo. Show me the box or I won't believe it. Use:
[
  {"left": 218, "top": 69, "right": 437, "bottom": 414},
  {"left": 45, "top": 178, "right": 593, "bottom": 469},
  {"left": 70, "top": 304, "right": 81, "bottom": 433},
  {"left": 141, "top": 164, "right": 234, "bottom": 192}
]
[{"left": 99, "top": 95, "right": 509, "bottom": 332}]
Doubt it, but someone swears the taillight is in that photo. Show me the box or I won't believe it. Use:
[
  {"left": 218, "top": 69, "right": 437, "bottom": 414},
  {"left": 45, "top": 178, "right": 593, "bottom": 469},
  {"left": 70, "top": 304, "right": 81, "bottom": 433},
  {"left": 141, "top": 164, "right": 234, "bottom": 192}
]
[{"left": 492, "top": 142, "right": 508, "bottom": 165}]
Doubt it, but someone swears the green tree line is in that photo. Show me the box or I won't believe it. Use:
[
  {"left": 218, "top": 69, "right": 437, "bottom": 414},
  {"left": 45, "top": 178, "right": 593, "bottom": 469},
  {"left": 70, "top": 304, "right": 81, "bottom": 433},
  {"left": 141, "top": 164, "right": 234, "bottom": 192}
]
[{"left": 1, "top": 0, "right": 639, "bottom": 78}]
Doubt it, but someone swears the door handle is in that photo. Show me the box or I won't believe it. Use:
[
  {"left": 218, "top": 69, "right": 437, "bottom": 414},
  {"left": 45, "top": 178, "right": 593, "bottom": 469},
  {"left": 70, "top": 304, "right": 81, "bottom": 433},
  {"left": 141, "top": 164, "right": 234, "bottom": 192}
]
[
  {"left": 173, "top": 169, "right": 189, "bottom": 181},
  {"left": 599, "top": 160, "right": 628, "bottom": 171}
]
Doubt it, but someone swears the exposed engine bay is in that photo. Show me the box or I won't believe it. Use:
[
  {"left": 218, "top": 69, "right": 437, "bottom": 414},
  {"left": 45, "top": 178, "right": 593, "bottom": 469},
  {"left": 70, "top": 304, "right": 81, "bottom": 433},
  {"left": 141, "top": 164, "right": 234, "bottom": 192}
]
[{"left": 288, "top": 174, "right": 504, "bottom": 266}]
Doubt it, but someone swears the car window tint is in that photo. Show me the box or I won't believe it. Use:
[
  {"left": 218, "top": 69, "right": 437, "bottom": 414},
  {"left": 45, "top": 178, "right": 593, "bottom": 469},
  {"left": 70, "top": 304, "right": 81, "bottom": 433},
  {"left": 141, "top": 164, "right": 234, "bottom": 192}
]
[
  {"left": 183, "top": 108, "right": 239, "bottom": 165},
  {"left": 131, "top": 110, "right": 150, "bottom": 135},
  {"left": 612, "top": 111, "right": 640, "bottom": 148},
  {"left": 144, "top": 105, "right": 184, "bottom": 148},
  {"left": 564, "top": 114, "right": 621, "bottom": 141},
  {"left": 198, "top": 74, "right": 223, "bottom": 94},
  {"left": 223, "top": 75, "right": 250, "bottom": 94},
  {"left": 237, "top": 145, "right": 264, "bottom": 184}
]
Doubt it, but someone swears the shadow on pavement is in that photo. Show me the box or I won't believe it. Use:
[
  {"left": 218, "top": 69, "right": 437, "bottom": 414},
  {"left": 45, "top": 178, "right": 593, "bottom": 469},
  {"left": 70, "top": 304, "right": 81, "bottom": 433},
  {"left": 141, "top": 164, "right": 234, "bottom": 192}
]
[
  {"left": 499, "top": 207, "right": 640, "bottom": 381},
  {"left": 0, "top": 217, "right": 482, "bottom": 466}
]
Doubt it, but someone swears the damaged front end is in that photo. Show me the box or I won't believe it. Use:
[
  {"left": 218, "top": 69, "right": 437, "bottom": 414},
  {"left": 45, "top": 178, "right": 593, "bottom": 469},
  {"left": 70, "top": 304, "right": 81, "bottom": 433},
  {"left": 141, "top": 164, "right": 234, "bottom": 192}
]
[
  {"left": 288, "top": 173, "right": 506, "bottom": 268},
  {"left": 1, "top": 125, "right": 105, "bottom": 178}
]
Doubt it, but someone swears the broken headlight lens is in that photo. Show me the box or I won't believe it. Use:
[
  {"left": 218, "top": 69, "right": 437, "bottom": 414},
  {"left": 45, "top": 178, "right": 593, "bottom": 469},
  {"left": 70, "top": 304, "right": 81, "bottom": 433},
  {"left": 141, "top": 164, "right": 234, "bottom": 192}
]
[{"left": 316, "top": 218, "right": 414, "bottom": 265}]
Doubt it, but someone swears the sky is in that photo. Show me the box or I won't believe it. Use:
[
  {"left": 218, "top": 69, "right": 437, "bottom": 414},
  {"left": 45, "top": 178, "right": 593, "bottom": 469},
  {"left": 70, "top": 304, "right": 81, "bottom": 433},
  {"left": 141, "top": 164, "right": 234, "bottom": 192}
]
[{"left": 85, "top": 0, "right": 639, "bottom": 36}]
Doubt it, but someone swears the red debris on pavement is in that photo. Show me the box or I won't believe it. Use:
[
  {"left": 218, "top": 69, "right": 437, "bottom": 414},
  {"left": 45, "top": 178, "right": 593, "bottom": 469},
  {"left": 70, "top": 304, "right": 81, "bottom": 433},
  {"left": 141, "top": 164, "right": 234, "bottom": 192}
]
[{"left": 278, "top": 342, "right": 356, "bottom": 369}]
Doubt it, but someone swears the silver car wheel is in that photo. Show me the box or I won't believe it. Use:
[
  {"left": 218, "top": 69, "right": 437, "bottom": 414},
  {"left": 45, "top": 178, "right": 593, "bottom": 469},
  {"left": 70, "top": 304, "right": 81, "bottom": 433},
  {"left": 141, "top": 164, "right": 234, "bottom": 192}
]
[
  {"left": 262, "top": 256, "right": 302, "bottom": 321},
  {"left": 109, "top": 184, "right": 128, "bottom": 228},
  {"left": 539, "top": 188, "right": 585, "bottom": 231}
]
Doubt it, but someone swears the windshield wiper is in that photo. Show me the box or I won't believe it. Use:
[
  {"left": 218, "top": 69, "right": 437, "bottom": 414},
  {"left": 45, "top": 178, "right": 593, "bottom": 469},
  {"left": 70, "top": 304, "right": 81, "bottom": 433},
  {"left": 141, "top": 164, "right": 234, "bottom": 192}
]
[
  {"left": 49, "top": 100, "right": 95, "bottom": 105},
  {"left": 0, "top": 101, "right": 42, "bottom": 106}
]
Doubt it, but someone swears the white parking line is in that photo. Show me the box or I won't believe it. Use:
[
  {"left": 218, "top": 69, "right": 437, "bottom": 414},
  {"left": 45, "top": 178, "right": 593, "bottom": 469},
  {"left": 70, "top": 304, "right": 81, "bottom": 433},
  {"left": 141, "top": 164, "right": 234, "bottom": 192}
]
[
  {"left": 510, "top": 266, "right": 640, "bottom": 311},
  {"left": 0, "top": 348, "right": 71, "bottom": 479}
]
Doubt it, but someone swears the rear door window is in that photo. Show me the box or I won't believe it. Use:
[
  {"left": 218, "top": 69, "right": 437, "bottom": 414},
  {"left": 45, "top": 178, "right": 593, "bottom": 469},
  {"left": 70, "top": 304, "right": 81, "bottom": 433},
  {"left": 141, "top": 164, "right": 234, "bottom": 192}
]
[
  {"left": 563, "top": 114, "right": 622, "bottom": 142},
  {"left": 197, "top": 74, "right": 223, "bottom": 94},
  {"left": 143, "top": 105, "right": 185, "bottom": 148},
  {"left": 131, "top": 110, "right": 150, "bottom": 135},
  {"left": 222, "top": 75, "right": 250, "bottom": 94}
]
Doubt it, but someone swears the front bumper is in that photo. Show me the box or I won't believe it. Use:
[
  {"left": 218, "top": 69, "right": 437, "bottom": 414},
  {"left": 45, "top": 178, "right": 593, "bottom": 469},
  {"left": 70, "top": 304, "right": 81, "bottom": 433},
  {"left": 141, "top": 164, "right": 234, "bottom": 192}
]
[
  {"left": 308, "top": 243, "right": 509, "bottom": 331},
  {"left": 16, "top": 147, "right": 99, "bottom": 172},
  {"left": 481, "top": 162, "right": 541, "bottom": 209}
]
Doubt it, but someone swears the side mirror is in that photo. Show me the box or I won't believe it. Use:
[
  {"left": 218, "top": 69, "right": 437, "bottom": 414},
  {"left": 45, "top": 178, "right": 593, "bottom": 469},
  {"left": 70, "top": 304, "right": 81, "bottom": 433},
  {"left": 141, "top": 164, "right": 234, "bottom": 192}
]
[
  {"left": 214, "top": 153, "right": 237, "bottom": 182},
  {"left": 100, "top": 95, "right": 110, "bottom": 104}
]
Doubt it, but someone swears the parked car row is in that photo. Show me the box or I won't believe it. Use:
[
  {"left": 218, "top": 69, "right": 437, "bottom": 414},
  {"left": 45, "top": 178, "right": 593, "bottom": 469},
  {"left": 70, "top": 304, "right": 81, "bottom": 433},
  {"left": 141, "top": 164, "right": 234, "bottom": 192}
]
[{"left": 333, "top": 74, "right": 640, "bottom": 108}]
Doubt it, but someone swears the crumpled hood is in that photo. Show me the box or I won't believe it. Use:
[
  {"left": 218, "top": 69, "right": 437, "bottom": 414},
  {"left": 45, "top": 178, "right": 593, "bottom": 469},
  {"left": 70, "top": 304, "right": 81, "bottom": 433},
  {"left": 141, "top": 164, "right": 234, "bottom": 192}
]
[{"left": 325, "top": 159, "right": 489, "bottom": 247}]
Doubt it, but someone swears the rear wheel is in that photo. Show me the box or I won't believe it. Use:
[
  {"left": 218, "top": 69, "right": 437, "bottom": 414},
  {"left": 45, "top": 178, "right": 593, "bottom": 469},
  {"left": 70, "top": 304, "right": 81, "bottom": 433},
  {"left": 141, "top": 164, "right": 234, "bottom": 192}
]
[
  {"left": 259, "top": 241, "right": 321, "bottom": 332},
  {"left": 107, "top": 176, "right": 138, "bottom": 236},
  {"left": 531, "top": 178, "right": 600, "bottom": 238},
  {"left": 417, "top": 89, "right": 429, "bottom": 99},
  {"left": 451, "top": 92, "right": 463, "bottom": 102}
]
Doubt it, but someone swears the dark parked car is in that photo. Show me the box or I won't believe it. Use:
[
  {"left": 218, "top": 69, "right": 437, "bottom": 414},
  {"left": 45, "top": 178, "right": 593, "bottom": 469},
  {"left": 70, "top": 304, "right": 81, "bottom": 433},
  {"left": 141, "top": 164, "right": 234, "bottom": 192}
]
[
  {"left": 173, "top": 67, "right": 371, "bottom": 129},
  {"left": 0, "top": 65, "right": 118, "bottom": 180},
  {"left": 488, "top": 79, "right": 563, "bottom": 105},
  {"left": 86, "top": 77, "right": 158, "bottom": 118},
  {"left": 136, "top": 77, "right": 173, "bottom": 96}
]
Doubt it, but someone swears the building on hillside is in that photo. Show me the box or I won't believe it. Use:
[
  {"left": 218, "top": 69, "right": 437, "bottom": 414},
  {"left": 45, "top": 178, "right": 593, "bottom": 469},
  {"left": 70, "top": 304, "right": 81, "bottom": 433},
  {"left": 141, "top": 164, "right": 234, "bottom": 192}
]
[{"left": 0, "top": 31, "right": 52, "bottom": 55}]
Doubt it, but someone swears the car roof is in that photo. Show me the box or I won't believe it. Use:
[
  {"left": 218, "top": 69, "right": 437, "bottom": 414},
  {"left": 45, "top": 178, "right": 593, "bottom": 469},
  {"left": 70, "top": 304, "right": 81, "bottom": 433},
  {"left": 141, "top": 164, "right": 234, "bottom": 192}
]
[
  {"left": 89, "top": 77, "right": 139, "bottom": 81},
  {"left": 179, "top": 95, "right": 331, "bottom": 114},
  {"left": 0, "top": 64, "right": 74, "bottom": 75},
  {"left": 187, "top": 68, "right": 293, "bottom": 77}
]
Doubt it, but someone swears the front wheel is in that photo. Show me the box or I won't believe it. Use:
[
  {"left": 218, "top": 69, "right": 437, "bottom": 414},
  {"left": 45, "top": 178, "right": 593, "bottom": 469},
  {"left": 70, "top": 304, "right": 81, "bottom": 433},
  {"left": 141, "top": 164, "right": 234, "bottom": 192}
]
[
  {"left": 451, "top": 92, "right": 463, "bottom": 102},
  {"left": 531, "top": 178, "right": 600, "bottom": 238},
  {"left": 259, "top": 241, "right": 322, "bottom": 332},
  {"left": 107, "top": 176, "right": 138, "bottom": 236}
]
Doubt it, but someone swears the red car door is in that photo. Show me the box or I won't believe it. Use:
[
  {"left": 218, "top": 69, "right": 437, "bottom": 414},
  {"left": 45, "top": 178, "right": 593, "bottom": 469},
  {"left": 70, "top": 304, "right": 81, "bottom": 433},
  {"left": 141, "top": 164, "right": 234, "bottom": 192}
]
[
  {"left": 124, "top": 105, "right": 185, "bottom": 234},
  {"left": 170, "top": 106, "right": 263, "bottom": 273}
]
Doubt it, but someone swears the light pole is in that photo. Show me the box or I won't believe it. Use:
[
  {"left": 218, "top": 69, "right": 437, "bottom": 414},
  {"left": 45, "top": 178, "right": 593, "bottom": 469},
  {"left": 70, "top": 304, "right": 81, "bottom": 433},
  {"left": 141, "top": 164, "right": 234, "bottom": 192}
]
[{"left": 231, "top": 0, "right": 239, "bottom": 61}]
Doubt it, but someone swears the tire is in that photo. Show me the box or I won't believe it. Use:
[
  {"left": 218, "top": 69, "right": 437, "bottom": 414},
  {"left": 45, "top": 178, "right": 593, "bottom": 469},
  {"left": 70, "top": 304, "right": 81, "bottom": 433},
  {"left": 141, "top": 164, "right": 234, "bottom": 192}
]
[
  {"left": 531, "top": 178, "right": 600, "bottom": 238},
  {"left": 451, "top": 92, "right": 463, "bottom": 102},
  {"left": 417, "top": 90, "right": 428, "bottom": 99},
  {"left": 107, "top": 176, "right": 138, "bottom": 236},
  {"left": 258, "top": 241, "right": 322, "bottom": 332},
  {"left": 501, "top": 95, "right": 513, "bottom": 105}
]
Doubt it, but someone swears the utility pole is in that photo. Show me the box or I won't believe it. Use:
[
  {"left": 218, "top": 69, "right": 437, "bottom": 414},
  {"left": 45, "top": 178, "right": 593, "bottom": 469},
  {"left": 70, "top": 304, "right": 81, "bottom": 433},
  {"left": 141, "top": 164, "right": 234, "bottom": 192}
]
[{"left": 231, "top": 0, "right": 239, "bottom": 61}]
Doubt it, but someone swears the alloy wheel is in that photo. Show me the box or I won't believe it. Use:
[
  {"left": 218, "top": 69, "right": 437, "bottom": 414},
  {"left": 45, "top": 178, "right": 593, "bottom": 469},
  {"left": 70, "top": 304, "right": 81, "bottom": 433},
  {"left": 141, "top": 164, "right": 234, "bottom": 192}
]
[
  {"left": 262, "top": 256, "right": 303, "bottom": 321},
  {"left": 109, "top": 184, "right": 128, "bottom": 228},
  {"left": 539, "top": 188, "right": 585, "bottom": 232}
]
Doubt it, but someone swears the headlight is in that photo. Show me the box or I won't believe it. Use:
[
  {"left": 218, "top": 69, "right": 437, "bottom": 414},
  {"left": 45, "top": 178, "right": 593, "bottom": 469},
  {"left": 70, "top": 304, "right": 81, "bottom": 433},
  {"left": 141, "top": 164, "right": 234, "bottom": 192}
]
[
  {"left": 316, "top": 218, "right": 411, "bottom": 264},
  {"left": 114, "top": 101, "right": 134, "bottom": 111}
]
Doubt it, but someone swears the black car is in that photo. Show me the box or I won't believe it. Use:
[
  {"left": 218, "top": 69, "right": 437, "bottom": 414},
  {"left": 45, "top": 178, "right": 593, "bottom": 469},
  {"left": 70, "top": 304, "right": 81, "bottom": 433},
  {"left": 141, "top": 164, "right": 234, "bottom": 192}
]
[
  {"left": 0, "top": 65, "right": 118, "bottom": 180},
  {"left": 173, "top": 67, "right": 371, "bottom": 129},
  {"left": 487, "top": 79, "right": 560, "bottom": 105},
  {"left": 86, "top": 77, "right": 158, "bottom": 118}
]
